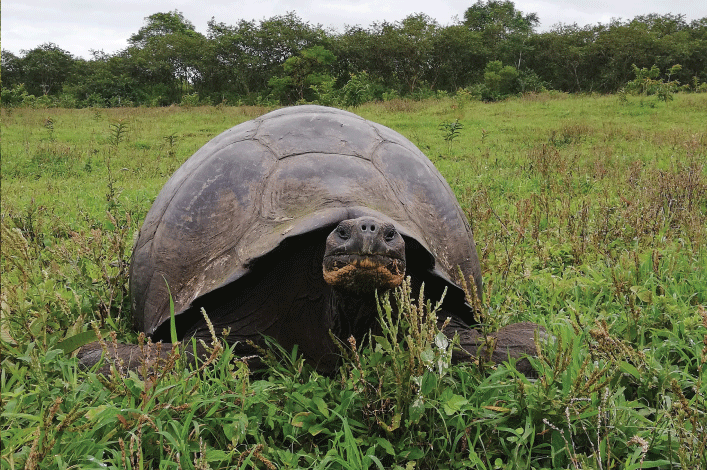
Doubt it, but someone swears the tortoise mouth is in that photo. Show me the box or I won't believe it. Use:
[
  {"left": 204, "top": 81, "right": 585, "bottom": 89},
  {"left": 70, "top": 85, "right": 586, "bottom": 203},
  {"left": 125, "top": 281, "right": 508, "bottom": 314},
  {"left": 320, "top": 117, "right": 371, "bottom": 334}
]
[{"left": 322, "top": 253, "right": 406, "bottom": 292}]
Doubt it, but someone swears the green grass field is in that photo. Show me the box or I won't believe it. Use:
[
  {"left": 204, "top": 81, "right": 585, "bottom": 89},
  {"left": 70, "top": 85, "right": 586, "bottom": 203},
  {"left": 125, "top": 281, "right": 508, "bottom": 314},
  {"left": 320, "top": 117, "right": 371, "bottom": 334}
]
[{"left": 1, "top": 93, "right": 706, "bottom": 469}]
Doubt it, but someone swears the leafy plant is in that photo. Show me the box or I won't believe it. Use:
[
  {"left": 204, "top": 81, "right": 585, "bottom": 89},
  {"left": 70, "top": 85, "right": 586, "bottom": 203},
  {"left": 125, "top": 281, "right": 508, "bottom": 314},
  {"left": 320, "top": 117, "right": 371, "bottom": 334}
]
[
  {"left": 439, "top": 119, "right": 463, "bottom": 156},
  {"left": 341, "top": 71, "right": 378, "bottom": 107},
  {"left": 105, "top": 119, "right": 128, "bottom": 207},
  {"left": 626, "top": 63, "right": 683, "bottom": 104},
  {"left": 482, "top": 60, "right": 520, "bottom": 101}
]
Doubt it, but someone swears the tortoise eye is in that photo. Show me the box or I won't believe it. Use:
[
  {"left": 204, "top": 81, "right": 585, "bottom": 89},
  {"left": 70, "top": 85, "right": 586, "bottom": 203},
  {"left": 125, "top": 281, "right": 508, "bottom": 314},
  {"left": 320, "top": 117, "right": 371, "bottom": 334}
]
[
  {"left": 336, "top": 226, "right": 350, "bottom": 240},
  {"left": 384, "top": 228, "right": 397, "bottom": 241}
]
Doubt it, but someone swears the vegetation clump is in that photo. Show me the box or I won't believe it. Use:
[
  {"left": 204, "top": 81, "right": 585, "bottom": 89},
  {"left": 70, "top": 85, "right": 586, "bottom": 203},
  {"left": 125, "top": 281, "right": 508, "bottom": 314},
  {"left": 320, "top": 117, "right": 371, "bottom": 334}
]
[{"left": 2, "top": 4, "right": 706, "bottom": 107}]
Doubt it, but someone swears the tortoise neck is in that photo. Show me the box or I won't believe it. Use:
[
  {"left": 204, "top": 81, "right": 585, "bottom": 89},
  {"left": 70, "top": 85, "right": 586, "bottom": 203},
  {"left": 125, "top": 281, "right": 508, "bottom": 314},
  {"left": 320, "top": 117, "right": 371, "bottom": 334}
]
[{"left": 329, "top": 288, "right": 382, "bottom": 343}]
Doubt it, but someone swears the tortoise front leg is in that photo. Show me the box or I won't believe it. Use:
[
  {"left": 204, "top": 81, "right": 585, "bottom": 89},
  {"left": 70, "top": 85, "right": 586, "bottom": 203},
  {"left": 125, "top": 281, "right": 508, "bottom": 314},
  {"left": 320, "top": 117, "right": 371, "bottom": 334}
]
[{"left": 442, "top": 319, "right": 547, "bottom": 376}]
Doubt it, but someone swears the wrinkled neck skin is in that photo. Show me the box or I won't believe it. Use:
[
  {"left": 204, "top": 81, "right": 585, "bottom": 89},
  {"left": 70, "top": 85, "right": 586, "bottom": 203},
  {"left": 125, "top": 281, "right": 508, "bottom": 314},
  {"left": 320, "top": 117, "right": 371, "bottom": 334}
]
[{"left": 329, "top": 287, "right": 383, "bottom": 343}]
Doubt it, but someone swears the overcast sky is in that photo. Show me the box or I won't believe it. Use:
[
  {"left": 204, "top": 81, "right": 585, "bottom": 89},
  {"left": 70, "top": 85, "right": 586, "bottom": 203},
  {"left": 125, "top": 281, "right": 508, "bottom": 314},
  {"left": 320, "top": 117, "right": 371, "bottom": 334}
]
[{"left": 3, "top": 0, "right": 706, "bottom": 59}]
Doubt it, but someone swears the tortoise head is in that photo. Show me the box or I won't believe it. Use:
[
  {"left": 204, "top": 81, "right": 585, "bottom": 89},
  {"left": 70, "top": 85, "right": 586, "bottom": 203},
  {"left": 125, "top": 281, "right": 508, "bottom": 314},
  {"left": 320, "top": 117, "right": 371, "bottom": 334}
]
[{"left": 322, "top": 216, "right": 406, "bottom": 293}]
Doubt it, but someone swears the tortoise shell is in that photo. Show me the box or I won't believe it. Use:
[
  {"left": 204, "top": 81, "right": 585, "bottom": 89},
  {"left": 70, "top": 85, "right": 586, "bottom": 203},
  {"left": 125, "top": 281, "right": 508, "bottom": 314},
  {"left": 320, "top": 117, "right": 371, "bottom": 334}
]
[{"left": 129, "top": 105, "right": 482, "bottom": 366}]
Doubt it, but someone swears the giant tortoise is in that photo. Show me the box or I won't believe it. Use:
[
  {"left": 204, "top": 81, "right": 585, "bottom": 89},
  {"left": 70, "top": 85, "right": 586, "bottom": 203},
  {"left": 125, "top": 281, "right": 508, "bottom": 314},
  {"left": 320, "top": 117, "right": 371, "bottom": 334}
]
[{"left": 79, "top": 105, "right": 543, "bottom": 374}]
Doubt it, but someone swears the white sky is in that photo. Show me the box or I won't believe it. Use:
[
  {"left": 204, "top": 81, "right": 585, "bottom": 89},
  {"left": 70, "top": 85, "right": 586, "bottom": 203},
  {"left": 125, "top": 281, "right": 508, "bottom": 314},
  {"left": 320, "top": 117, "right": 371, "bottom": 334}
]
[{"left": 2, "top": 0, "right": 706, "bottom": 59}]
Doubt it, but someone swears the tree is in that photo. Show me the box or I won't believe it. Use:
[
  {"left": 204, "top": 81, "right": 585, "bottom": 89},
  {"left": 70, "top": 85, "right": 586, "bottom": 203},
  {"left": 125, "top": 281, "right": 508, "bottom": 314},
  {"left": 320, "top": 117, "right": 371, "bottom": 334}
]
[
  {"left": 431, "top": 25, "right": 488, "bottom": 91},
  {"left": 591, "top": 19, "right": 665, "bottom": 91},
  {"left": 463, "top": 1, "right": 539, "bottom": 66},
  {"left": 525, "top": 24, "right": 601, "bottom": 92},
  {"left": 256, "top": 12, "right": 328, "bottom": 65},
  {"left": 1, "top": 50, "right": 23, "bottom": 89},
  {"left": 463, "top": 0, "right": 538, "bottom": 38},
  {"left": 685, "top": 18, "right": 707, "bottom": 86},
  {"left": 391, "top": 14, "right": 439, "bottom": 93},
  {"left": 61, "top": 50, "right": 144, "bottom": 106},
  {"left": 4, "top": 8, "right": 704, "bottom": 107},
  {"left": 330, "top": 26, "right": 386, "bottom": 89},
  {"left": 281, "top": 45, "right": 336, "bottom": 101},
  {"left": 205, "top": 19, "right": 263, "bottom": 100},
  {"left": 17, "top": 43, "right": 76, "bottom": 96},
  {"left": 632, "top": 13, "right": 687, "bottom": 37},
  {"left": 204, "top": 12, "right": 328, "bottom": 103},
  {"left": 332, "top": 14, "right": 440, "bottom": 95},
  {"left": 127, "top": 10, "right": 207, "bottom": 102},
  {"left": 129, "top": 11, "right": 199, "bottom": 48}
]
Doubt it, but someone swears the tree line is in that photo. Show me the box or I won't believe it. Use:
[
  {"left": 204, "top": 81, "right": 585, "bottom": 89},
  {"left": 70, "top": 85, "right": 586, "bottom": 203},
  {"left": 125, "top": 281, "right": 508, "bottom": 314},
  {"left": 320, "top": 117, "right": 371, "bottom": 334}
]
[{"left": 2, "top": 1, "right": 706, "bottom": 107}]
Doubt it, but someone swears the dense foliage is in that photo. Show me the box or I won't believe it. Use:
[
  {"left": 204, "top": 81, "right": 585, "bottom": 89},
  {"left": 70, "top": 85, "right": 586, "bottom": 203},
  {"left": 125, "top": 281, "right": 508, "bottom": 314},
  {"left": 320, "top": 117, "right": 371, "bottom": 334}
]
[
  {"left": 2, "top": 94, "right": 706, "bottom": 468},
  {"left": 2, "top": 2, "right": 707, "bottom": 107}
]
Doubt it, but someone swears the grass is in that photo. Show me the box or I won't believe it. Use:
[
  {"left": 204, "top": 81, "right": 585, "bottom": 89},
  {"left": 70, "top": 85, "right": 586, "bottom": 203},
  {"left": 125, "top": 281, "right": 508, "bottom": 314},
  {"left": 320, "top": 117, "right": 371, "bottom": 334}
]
[{"left": 1, "top": 93, "right": 706, "bottom": 469}]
